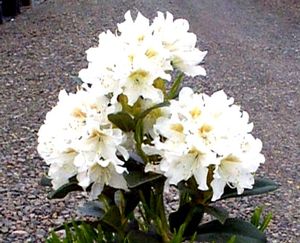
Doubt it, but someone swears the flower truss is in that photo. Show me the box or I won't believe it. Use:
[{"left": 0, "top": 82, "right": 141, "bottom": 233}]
[
  {"left": 39, "top": 10, "right": 277, "bottom": 243},
  {"left": 144, "top": 87, "right": 265, "bottom": 201},
  {"left": 38, "top": 88, "right": 129, "bottom": 199},
  {"left": 78, "top": 10, "right": 207, "bottom": 105}
]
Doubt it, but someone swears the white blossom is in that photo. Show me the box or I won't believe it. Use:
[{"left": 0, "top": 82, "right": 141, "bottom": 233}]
[
  {"left": 144, "top": 87, "right": 264, "bottom": 200},
  {"left": 152, "top": 11, "right": 207, "bottom": 76},
  {"left": 37, "top": 88, "right": 129, "bottom": 197},
  {"left": 79, "top": 11, "right": 207, "bottom": 106}
]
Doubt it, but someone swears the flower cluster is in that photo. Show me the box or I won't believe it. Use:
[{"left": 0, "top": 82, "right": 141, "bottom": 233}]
[
  {"left": 143, "top": 87, "right": 265, "bottom": 200},
  {"left": 37, "top": 88, "right": 128, "bottom": 199},
  {"left": 79, "top": 11, "right": 207, "bottom": 105},
  {"left": 38, "top": 11, "right": 264, "bottom": 202}
]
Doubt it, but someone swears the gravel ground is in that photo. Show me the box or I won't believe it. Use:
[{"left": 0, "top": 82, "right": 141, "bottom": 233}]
[{"left": 0, "top": 0, "right": 299, "bottom": 242}]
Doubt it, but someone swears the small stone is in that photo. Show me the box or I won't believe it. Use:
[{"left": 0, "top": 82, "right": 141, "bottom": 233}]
[
  {"left": 12, "top": 230, "right": 28, "bottom": 235},
  {"left": 1, "top": 226, "right": 9, "bottom": 233}
]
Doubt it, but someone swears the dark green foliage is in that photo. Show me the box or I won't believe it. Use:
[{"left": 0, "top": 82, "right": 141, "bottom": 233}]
[
  {"left": 169, "top": 203, "right": 204, "bottom": 236},
  {"left": 194, "top": 218, "right": 267, "bottom": 243},
  {"left": 48, "top": 181, "right": 83, "bottom": 199},
  {"left": 219, "top": 178, "right": 278, "bottom": 201},
  {"left": 108, "top": 112, "right": 135, "bottom": 132},
  {"left": 44, "top": 160, "right": 276, "bottom": 242}
]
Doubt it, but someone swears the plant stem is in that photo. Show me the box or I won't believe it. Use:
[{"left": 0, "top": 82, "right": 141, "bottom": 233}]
[{"left": 155, "top": 182, "right": 171, "bottom": 242}]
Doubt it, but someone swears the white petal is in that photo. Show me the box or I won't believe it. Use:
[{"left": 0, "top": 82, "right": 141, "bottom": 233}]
[
  {"left": 194, "top": 167, "right": 209, "bottom": 191},
  {"left": 211, "top": 178, "right": 226, "bottom": 201}
]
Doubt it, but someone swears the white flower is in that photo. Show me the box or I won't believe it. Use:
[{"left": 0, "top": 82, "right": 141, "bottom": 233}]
[
  {"left": 79, "top": 27, "right": 169, "bottom": 105},
  {"left": 37, "top": 87, "right": 129, "bottom": 197},
  {"left": 117, "top": 50, "right": 167, "bottom": 105},
  {"left": 78, "top": 31, "right": 125, "bottom": 95},
  {"left": 211, "top": 135, "right": 265, "bottom": 201},
  {"left": 144, "top": 87, "right": 264, "bottom": 199},
  {"left": 139, "top": 99, "right": 169, "bottom": 137},
  {"left": 152, "top": 12, "right": 207, "bottom": 76},
  {"left": 117, "top": 10, "right": 152, "bottom": 44},
  {"left": 37, "top": 89, "right": 91, "bottom": 188},
  {"left": 79, "top": 11, "right": 207, "bottom": 106},
  {"left": 74, "top": 124, "right": 129, "bottom": 195}
]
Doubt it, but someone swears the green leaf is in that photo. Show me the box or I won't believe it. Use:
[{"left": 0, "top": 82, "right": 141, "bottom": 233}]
[
  {"left": 259, "top": 212, "right": 272, "bottom": 232},
  {"left": 80, "top": 222, "right": 97, "bottom": 243},
  {"left": 135, "top": 101, "right": 169, "bottom": 121},
  {"left": 114, "top": 190, "right": 126, "bottom": 216},
  {"left": 250, "top": 207, "right": 273, "bottom": 232},
  {"left": 227, "top": 235, "right": 237, "bottom": 243},
  {"left": 251, "top": 207, "right": 263, "bottom": 227},
  {"left": 171, "top": 223, "right": 187, "bottom": 243},
  {"left": 40, "top": 175, "right": 52, "bottom": 187},
  {"left": 108, "top": 112, "right": 135, "bottom": 132},
  {"left": 133, "top": 101, "right": 169, "bottom": 162},
  {"left": 134, "top": 119, "right": 144, "bottom": 147},
  {"left": 169, "top": 203, "right": 204, "bottom": 236},
  {"left": 78, "top": 201, "right": 106, "bottom": 218},
  {"left": 126, "top": 230, "right": 161, "bottom": 243},
  {"left": 64, "top": 222, "right": 73, "bottom": 242},
  {"left": 101, "top": 205, "right": 122, "bottom": 232},
  {"left": 167, "top": 72, "right": 184, "bottom": 99},
  {"left": 72, "top": 221, "right": 86, "bottom": 242},
  {"left": 194, "top": 218, "right": 267, "bottom": 243},
  {"left": 204, "top": 206, "right": 229, "bottom": 224},
  {"left": 133, "top": 118, "right": 149, "bottom": 163},
  {"left": 47, "top": 231, "right": 62, "bottom": 243},
  {"left": 124, "top": 171, "right": 162, "bottom": 188},
  {"left": 219, "top": 178, "right": 278, "bottom": 200},
  {"left": 47, "top": 181, "right": 83, "bottom": 199}
]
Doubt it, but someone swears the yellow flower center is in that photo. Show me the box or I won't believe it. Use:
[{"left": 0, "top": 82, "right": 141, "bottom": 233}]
[
  {"left": 190, "top": 107, "right": 201, "bottom": 119},
  {"left": 171, "top": 123, "right": 184, "bottom": 133},
  {"left": 129, "top": 70, "right": 149, "bottom": 84},
  {"left": 199, "top": 124, "right": 212, "bottom": 135},
  {"left": 72, "top": 108, "right": 86, "bottom": 120},
  {"left": 145, "top": 49, "right": 158, "bottom": 58}
]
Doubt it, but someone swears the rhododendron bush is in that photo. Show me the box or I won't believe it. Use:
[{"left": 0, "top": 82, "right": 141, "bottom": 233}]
[{"left": 39, "top": 11, "right": 277, "bottom": 243}]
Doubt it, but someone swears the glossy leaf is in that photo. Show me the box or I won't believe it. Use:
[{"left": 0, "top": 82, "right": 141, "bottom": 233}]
[
  {"left": 169, "top": 203, "right": 204, "bottom": 236},
  {"left": 124, "top": 171, "right": 163, "bottom": 188},
  {"left": 47, "top": 181, "right": 83, "bottom": 199},
  {"left": 77, "top": 201, "right": 106, "bottom": 218},
  {"left": 123, "top": 190, "right": 141, "bottom": 217},
  {"left": 219, "top": 178, "right": 278, "bottom": 201},
  {"left": 108, "top": 112, "right": 135, "bottom": 132},
  {"left": 204, "top": 206, "right": 229, "bottom": 224},
  {"left": 194, "top": 218, "right": 267, "bottom": 243}
]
